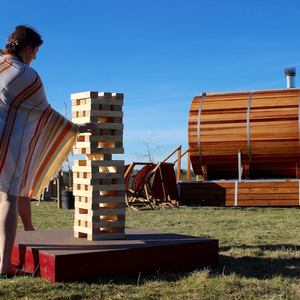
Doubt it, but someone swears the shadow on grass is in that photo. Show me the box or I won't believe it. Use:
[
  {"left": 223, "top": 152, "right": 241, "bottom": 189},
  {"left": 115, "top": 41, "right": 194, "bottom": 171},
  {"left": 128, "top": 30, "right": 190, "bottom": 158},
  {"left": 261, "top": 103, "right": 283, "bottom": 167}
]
[{"left": 215, "top": 244, "right": 300, "bottom": 279}]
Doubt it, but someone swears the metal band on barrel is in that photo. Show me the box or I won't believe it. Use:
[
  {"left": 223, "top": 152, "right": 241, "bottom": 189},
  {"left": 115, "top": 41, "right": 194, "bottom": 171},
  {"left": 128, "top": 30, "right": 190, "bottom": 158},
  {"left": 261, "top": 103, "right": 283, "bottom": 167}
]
[
  {"left": 197, "top": 95, "right": 206, "bottom": 168},
  {"left": 299, "top": 92, "right": 300, "bottom": 155},
  {"left": 247, "top": 93, "right": 253, "bottom": 165}
]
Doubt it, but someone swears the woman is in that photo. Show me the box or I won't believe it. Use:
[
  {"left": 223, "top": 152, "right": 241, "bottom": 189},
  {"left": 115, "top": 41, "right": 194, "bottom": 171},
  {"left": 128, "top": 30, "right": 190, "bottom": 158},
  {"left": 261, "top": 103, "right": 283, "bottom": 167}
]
[{"left": 0, "top": 25, "right": 95, "bottom": 276}]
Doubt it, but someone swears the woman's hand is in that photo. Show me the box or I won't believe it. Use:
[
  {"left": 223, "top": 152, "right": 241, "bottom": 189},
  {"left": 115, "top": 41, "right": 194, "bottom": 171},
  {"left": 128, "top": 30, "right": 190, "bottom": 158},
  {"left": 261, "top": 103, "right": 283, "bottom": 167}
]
[{"left": 77, "top": 122, "right": 98, "bottom": 133}]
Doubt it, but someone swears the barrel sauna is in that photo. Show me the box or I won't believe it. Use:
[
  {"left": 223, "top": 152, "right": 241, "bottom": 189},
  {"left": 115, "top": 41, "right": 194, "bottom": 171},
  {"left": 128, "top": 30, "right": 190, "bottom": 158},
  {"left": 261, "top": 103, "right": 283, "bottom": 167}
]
[{"left": 188, "top": 88, "right": 300, "bottom": 180}]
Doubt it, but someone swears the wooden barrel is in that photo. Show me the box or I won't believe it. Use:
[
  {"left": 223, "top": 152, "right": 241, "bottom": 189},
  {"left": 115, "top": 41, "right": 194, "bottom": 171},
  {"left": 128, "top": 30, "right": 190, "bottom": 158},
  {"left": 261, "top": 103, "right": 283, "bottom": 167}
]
[{"left": 188, "top": 88, "right": 300, "bottom": 180}]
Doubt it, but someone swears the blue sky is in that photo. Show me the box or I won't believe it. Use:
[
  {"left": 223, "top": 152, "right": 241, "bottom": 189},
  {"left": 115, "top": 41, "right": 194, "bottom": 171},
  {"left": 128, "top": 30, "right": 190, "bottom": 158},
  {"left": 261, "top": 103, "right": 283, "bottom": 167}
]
[{"left": 1, "top": 0, "right": 300, "bottom": 168}]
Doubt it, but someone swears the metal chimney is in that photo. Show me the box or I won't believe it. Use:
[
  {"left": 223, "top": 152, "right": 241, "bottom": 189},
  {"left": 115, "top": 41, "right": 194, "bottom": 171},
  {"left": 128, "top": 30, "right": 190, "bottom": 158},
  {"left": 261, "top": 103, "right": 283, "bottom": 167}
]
[{"left": 285, "top": 67, "right": 296, "bottom": 88}]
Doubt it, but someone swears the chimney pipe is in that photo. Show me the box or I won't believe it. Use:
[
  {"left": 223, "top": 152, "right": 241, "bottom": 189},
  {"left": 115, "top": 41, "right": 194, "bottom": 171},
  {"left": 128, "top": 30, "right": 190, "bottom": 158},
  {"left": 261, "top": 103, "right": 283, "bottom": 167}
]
[{"left": 285, "top": 67, "right": 296, "bottom": 88}]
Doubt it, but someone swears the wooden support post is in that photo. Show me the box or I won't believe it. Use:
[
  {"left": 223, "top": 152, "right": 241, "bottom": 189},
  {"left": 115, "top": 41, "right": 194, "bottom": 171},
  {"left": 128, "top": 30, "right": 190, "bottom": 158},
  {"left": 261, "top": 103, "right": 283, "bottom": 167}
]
[
  {"left": 177, "top": 146, "right": 181, "bottom": 182},
  {"left": 244, "top": 164, "right": 251, "bottom": 180},
  {"left": 187, "top": 150, "right": 191, "bottom": 181},
  {"left": 72, "top": 91, "right": 125, "bottom": 241},
  {"left": 296, "top": 163, "right": 300, "bottom": 179},
  {"left": 238, "top": 149, "right": 242, "bottom": 181},
  {"left": 202, "top": 165, "right": 208, "bottom": 181},
  {"left": 57, "top": 172, "right": 62, "bottom": 209}
]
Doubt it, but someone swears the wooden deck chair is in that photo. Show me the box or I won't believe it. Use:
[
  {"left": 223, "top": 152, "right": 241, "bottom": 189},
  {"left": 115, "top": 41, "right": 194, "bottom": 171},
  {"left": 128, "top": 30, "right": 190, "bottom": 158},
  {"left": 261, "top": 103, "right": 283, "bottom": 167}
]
[
  {"left": 124, "top": 162, "right": 135, "bottom": 207},
  {"left": 125, "top": 163, "right": 157, "bottom": 210},
  {"left": 124, "top": 163, "right": 135, "bottom": 192},
  {"left": 150, "top": 162, "right": 179, "bottom": 208}
]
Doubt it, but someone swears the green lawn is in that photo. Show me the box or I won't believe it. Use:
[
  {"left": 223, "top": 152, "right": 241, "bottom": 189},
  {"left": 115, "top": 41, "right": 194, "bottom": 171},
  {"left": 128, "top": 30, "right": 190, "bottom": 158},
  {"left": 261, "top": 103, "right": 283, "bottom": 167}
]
[{"left": 1, "top": 202, "right": 300, "bottom": 299}]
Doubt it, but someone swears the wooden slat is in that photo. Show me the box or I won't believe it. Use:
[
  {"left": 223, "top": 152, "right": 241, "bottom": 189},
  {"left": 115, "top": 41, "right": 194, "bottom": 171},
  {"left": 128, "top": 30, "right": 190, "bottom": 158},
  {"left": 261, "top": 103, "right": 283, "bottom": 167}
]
[{"left": 179, "top": 181, "right": 300, "bottom": 207}]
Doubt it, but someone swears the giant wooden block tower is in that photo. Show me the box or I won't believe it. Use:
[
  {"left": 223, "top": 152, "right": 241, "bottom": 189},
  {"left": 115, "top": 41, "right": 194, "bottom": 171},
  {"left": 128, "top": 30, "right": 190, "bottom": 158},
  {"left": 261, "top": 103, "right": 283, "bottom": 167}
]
[{"left": 71, "top": 91, "right": 125, "bottom": 241}]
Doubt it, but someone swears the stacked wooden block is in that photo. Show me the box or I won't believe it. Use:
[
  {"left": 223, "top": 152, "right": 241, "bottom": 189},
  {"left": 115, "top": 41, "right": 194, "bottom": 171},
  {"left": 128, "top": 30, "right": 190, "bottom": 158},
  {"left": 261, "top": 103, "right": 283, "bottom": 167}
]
[{"left": 71, "top": 91, "right": 125, "bottom": 241}]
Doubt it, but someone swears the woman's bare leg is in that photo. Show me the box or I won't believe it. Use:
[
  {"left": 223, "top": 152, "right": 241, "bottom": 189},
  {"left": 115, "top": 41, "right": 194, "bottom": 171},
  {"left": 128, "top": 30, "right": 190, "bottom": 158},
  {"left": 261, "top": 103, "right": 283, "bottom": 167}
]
[
  {"left": 18, "top": 196, "right": 35, "bottom": 231},
  {"left": 0, "top": 193, "right": 19, "bottom": 274}
]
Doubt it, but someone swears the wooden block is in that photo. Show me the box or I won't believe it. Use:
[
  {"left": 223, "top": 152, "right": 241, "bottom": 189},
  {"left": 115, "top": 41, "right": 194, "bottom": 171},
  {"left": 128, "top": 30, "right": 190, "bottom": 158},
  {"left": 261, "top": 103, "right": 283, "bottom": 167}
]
[
  {"left": 73, "top": 163, "right": 122, "bottom": 173},
  {"left": 74, "top": 218, "right": 126, "bottom": 228},
  {"left": 89, "top": 99, "right": 124, "bottom": 106},
  {"left": 72, "top": 104, "right": 92, "bottom": 112},
  {"left": 74, "top": 231, "right": 88, "bottom": 238},
  {"left": 72, "top": 116, "right": 123, "bottom": 124},
  {"left": 73, "top": 174, "right": 124, "bottom": 185},
  {"left": 73, "top": 226, "right": 93, "bottom": 235},
  {"left": 74, "top": 182, "right": 125, "bottom": 194},
  {"left": 99, "top": 141, "right": 118, "bottom": 148},
  {"left": 72, "top": 165, "right": 99, "bottom": 173},
  {"left": 73, "top": 189, "right": 125, "bottom": 198},
  {"left": 90, "top": 111, "right": 123, "bottom": 118},
  {"left": 72, "top": 101, "right": 124, "bottom": 112},
  {"left": 74, "top": 159, "right": 124, "bottom": 167},
  {"left": 75, "top": 212, "right": 125, "bottom": 224},
  {"left": 74, "top": 139, "right": 124, "bottom": 150},
  {"left": 93, "top": 208, "right": 126, "bottom": 216},
  {"left": 75, "top": 196, "right": 125, "bottom": 205},
  {"left": 75, "top": 212, "right": 125, "bottom": 222},
  {"left": 74, "top": 200, "right": 125, "bottom": 210},
  {"left": 98, "top": 117, "right": 123, "bottom": 124},
  {"left": 74, "top": 183, "right": 124, "bottom": 192},
  {"left": 72, "top": 190, "right": 101, "bottom": 197},
  {"left": 110, "top": 105, "right": 122, "bottom": 111},
  {"left": 72, "top": 116, "right": 99, "bottom": 123},
  {"left": 75, "top": 141, "right": 98, "bottom": 148},
  {"left": 77, "top": 129, "right": 122, "bottom": 138},
  {"left": 73, "top": 147, "right": 124, "bottom": 155},
  {"left": 111, "top": 93, "right": 124, "bottom": 100},
  {"left": 92, "top": 220, "right": 125, "bottom": 228},
  {"left": 77, "top": 135, "right": 123, "bottom": 143},
  {"left": 71, "top": 91, "right": 99, "bottom": 100},
  {"left": 87, "top": 232, "right": 126, "bottom": 241},
  {"left": 72, "top": 110, "right": 90, "bottom": 119},
  {"left": 73, "top": 173, "right": 125, "bottom": 186},
  {"left": 98, "top": 92, "right": 112, "bottom": 99},
  {"left": 86, "top": 154, "right": 112, "bottom": 161},
  {"left": 97, "top": 123, "right": 124, "bottom": 130}
]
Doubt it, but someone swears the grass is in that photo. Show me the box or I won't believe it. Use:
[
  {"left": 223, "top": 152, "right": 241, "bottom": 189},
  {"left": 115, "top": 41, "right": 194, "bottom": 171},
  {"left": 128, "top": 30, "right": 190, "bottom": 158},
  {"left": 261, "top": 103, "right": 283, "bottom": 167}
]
[{"left": 1, "top": 202, "right": 300, "bottom": 299}]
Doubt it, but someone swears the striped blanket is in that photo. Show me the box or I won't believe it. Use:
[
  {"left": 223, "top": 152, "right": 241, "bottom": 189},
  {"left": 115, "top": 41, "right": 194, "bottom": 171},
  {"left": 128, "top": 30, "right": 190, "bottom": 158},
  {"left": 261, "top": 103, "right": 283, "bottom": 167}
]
[{"left": 0, "top": 56, "right": 78, "bottom": 199}]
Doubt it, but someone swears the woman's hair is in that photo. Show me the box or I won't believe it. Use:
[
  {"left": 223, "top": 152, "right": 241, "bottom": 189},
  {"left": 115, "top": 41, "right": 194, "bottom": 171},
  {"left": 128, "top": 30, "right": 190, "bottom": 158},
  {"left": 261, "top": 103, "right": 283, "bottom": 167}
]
[{"left": 0, "top": 25, "right": 43, "bottom": 63}]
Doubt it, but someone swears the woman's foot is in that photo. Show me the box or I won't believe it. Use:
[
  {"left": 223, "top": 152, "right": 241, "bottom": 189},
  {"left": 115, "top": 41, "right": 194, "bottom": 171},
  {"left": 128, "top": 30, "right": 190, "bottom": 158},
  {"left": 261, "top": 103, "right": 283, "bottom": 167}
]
[{"left": 24, "top": 226, "right": 35, "bottom": 231}]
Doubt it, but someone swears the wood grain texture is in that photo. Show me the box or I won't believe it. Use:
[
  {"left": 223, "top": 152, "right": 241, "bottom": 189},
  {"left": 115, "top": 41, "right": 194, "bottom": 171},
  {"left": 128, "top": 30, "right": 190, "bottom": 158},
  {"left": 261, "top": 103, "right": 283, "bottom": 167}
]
[
  {"left": 179, "top": 181, "right": 300, "bottom": 207},
  {"left": 72, "top": 91, "right": 126, "bottom": 241},
  {"left": 188, "top": 89, "right": 300, "bottom": 179}
]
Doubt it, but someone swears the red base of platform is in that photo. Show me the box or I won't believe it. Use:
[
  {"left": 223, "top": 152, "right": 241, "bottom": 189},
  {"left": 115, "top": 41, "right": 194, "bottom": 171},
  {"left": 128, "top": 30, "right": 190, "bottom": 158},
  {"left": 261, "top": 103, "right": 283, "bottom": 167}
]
[{"left": 12, "top": 228, "right": 218, "bottom": 282}]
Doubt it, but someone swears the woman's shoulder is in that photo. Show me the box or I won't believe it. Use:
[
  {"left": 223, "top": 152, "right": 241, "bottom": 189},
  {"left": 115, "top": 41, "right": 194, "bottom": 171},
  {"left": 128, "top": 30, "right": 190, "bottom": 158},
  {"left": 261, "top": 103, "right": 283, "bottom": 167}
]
[
  {"left": 0, "top": 55, "right": 36, "bottom": 72},
  {"left": 0, "top": 56, "right": 42, "bottom": 88},
  {"left": 0, "top": 55, "right": 21, "bottom": 65},
  {"left": 7, "top": 56, "right": 38, "bottom": 75}
]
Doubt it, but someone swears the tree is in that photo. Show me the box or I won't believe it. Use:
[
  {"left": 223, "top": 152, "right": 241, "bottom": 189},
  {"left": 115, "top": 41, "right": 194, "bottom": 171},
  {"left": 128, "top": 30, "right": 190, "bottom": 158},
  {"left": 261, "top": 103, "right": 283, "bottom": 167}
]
[{"left": 133, "top": 133, "right": 169, "bottom": 163}]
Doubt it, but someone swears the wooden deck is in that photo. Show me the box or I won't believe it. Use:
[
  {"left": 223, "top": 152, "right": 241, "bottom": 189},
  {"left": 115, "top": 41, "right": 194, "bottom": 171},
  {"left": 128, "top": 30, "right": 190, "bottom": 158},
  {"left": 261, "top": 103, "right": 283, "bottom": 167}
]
[{"left": 178, "top": 180, "right": 300, "bottom": 207}]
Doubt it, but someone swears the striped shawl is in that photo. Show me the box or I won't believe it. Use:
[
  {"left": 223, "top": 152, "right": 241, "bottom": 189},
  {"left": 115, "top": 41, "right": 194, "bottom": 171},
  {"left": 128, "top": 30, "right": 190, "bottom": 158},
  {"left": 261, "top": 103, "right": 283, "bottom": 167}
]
[{"left": 0, "top": 56, "right": 78, "bottom": 199}]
